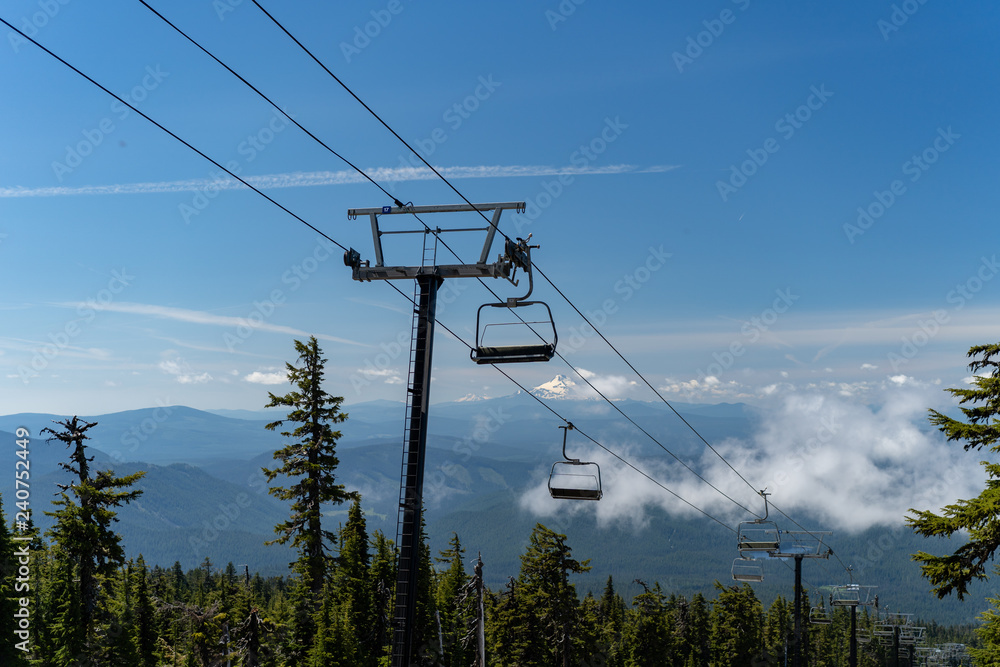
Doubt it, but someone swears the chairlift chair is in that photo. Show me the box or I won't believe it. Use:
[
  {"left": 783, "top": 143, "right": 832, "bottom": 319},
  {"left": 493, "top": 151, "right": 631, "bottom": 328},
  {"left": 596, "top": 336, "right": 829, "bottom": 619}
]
[
  {"left": 471, "top": 237, "right": 558, "bottom": 365},
  {"left": 810, "top": 599, "right": 832, "bottom": 625},
  {"left": 471, "top": 301, "right": 557, "bottom": 364},
  {"left": 548, "top": 424, "right": 602, "bottom": 501},
  {"left": 731, "top": 557, "right": 764, "bottom": 583},
  {"left": 831, "top": 584, "right": 862, "bottom": 606},
  {"left": 737, "top": 491, "right": 781, "bottom": 554}
]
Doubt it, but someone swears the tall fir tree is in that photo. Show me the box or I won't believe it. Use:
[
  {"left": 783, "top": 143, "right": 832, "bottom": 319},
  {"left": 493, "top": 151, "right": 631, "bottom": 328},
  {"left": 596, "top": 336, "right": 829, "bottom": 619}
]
[
  {"left": 708, "top": 582, "right": 763, "bottom": 666},
  {"left": 42, "top": 416, "right": 145, "bottom": 660},
  {"left": 434, "top": 533, "right": 472, "bottom": 667},
  {"left": 517, "top": 523, "right": 592, "bottom": 667},
  {"left": 334, "top": 497, "right": 373, "bottom": 662},
  {"left": 262, "top": 336, "right": 358, "bottom": 661}
]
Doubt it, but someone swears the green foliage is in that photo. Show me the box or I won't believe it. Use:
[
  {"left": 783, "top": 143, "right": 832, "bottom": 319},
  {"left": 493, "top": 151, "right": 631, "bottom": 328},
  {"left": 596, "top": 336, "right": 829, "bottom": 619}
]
[
  {"left": 263, "top": 336, "right": 358, "bottom": 589},
  {"left": 908, "top": 343, "right": 1000, "bottom": 599},
  {"left": 42, "top": 416, "right": 145, "bottom": 661},
  {"left": 708, "top": 582, "right": 763, "bottom": 666}
]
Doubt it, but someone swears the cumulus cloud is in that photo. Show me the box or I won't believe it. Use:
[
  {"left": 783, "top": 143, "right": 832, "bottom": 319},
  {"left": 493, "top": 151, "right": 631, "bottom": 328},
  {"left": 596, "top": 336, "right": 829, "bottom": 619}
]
[
  {"left": 244, "top": 371, "right": 288, "bottom": 385},
  {"left": 356, "top": 366, "right": 403, "bottom": 385},
  {"left": 158, "top": 357, "right": 212, "bottom": 384},
  {"left": 520, "top": 379, "right": 984, "bottom": 533},
  {"left": 575, "top": 369, "right": 637, "bottom": 399}
]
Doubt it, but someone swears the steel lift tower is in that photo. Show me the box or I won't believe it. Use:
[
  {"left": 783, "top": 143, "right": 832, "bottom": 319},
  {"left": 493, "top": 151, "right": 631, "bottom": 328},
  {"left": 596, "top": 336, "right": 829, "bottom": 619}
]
[{"left": 345, "top": 201, "right": 528, "bottom": 666}]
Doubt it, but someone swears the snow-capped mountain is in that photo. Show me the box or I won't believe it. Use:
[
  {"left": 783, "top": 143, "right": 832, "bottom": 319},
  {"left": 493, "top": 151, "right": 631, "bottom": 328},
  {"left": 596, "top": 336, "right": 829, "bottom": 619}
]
[{"left": 530, "top": 374, "right": 578, "bottom": 399}]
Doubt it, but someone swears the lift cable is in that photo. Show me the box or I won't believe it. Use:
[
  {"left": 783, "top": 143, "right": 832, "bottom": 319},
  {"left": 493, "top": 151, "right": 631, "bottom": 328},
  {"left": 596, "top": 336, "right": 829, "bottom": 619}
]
[
  {"left": 134, "top": 3, "right": 756, "bottom": 518},
  {"left": 5, "top": 16, "right": 738, "bottom": 540},
  {"left": 0, "top": 15, "right": 348, "bottom": 258},
  {"left": 13, "top": 12, "right": 849, "bottom": 582},
  {"left": 248, "top": 0, "right": 764, "bottom": 501},
  {"left": 135, "top": 0, "right": 406, "bottom": 209},
  {"left": 429, "top": 318, "right": 738, "bottom": 535}
]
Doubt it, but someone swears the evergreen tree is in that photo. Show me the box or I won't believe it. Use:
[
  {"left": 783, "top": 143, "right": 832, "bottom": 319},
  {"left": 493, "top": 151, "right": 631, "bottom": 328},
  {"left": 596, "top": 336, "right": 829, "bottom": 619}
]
[
  {"left": 597, "top": 576, "right": 627, "bottom": 667},
  {"left": 685, "top": 593, "right": 711, "bottom": 667},
  {"left": 762, "top": 595, "right": 790, "bottom": 665},
  {"left": 42, "top": 416, "right": 145, "bottom": 659},
  {"left": 369, "top": 530, "right": 396, "bottom": 662},
  {"left": 517, "top": 523, "right": 592, "bottom": 667},
  {"left": 434, "top": 532, "right": 470, "bottom": 667},
  {"left": 623, "top": 580, "right": 673, "bottom": 667},
  {"left": 335, "top": 498, "right": 373, "bottom": 662},
  {"left": 708, "top": 582, "right": 763, "bottom": 666},
  {"left": 262, "top": 336, "right": 357, "bottom": 661},
  {"left": 908, "top": 342, "right": 1000, "bottom": 599},
  {"left": 132, "top": 556, "right": 160, "bottom": 667},
  {"left": 487, "top": 576, "right": 540, "bottom": 666},
  {"left": 412, "top": 516, "right": 441, "bottom": 665},
  {"left": 235, "top": 605, "right": 274, "bottom": 667}
]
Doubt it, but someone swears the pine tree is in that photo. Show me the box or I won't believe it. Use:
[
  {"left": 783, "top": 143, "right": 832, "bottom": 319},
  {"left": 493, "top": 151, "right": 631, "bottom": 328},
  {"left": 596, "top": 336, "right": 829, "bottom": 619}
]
[
  {"left": 598, "top": 576, "right": 627, "bottom": 667},
  {"left": 908, "top": 342, "right": 1000, "bottom": 599},
  {"left": 42, "top": 416, "right": 145, "bottom": 659},
  {"left": 623, "top": 580, "right": 673, "bottom": 667},
  {"left": 369, "top": 530, "right": 396, "bottom": 662},
  {"left": 335, "top": 498, "right": 373, "bottom": 661},
  {"left": 517, "top": 523, "right": 592, "bottom": 667},
  {"left": 262, "top": 336, "right": 358, "bottom": 661},
  {"left": 708, "top": 582, "right": 763, "bottom": 666},
  {"left": 124, "top": 556, "right": 161, "bottom": 667},
  {"left": 434, "top": 533, "right": 470, "bottom": 667}
]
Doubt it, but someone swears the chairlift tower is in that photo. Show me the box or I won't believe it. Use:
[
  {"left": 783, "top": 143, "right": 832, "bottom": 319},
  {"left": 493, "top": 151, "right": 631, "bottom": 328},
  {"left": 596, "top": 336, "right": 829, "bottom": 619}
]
[
  {"left": 768, "top": 530, "right": 832, "bottom": 667},
  {"left": 829, "top": 576, "right": 876, "bottom": 667},
  {"left": 345, "top": 201, "right": 529, "bottom": 667}
]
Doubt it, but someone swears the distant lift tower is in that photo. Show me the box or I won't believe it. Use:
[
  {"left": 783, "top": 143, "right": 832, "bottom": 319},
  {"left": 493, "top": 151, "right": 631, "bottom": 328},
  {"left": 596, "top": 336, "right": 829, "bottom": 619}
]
[{"left": 344, "top": 202, "right": 527, "bottom": 667}]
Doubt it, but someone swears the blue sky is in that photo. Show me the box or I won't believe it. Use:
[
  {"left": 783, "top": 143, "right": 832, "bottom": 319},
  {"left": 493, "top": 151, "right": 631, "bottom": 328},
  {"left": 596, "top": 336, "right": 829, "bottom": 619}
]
[{"left": 2, "top": 0, "right": 998, "bottom": 417}]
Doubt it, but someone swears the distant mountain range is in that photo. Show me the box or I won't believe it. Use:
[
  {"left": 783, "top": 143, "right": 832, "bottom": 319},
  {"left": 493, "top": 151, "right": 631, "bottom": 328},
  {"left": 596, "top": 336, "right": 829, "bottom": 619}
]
[{"left": 0, "top": 380, "right": 989, "bottom": 625}]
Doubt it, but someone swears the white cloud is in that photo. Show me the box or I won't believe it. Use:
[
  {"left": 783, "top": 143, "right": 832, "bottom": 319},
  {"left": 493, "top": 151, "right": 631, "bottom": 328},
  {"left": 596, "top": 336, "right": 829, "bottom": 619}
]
[
  {"left": 244, "top": 371, "right": 288, "bottom": 385},
  {"left": 159, "top": 356, "right": 212, "bottom": 385},
  {"left": 574, "top": 368, "right": 637, "bottom": 399},
  {"left": 860, "top": 363, "right": 878, "bottom": 370},
  {"left": 54, "top": 302, "right": 368, "bottom": 348},
  {"left": 0, "top": 164, "right": 678, "bottom": 198},
  {"left": 520, "top": 379, "right": 983, "bottom": 533}
]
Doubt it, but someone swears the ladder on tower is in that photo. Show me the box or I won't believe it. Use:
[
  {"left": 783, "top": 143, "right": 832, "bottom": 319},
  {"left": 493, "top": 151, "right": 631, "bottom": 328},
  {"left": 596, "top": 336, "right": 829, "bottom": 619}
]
[{"left": 391, "top": 229, "right": 438, "bottom": 665}]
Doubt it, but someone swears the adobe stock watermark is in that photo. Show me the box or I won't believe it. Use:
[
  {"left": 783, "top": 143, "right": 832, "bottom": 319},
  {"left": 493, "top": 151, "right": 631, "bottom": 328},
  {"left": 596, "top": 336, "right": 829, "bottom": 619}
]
[
  {"left": 561, "top": 245, "right": 672, "bottom": 355},
  {"left": 51, "top": 65, "right": 170, "bottom": 182},
  {"left": 223, "top": 237, "right": 338, "bottom": 351},
  {"left": 340, "top": 0, "right": 407, "bottom": 62},
  {"left": 716, "top": 84, "right": 833, "bottom": 202},
  {"left": 514, "top": 116, "right": 629, "bottom": 233},
  {"left": 112, "top": 399, "right": 173, "bottom": 463},
  {"left": 877, "top": 0, "right": 930, "bottom": 41},
  {"left": 672, "top": 0, "right": 751, "bottom": 73},
  {"left": 189, "top": 492, "right": 253, "bottom": 557},
  {"left": 764, "top": 412, "right": 837, "bottom": 493},
  {"left": 887, "top": 255, "right": 997, "bottom": 371},
  {"left": 7, "top": 0, "right": 71, "bottom": 53},
  {"left": 213, "top": 0, "right": 243, "bottom": 21},
  {"left": 425, "top": 406, "right": 510, "bottom": 501},
  {"left": 16, "top": 268, "right": 135, "bottom": 384},
  {"left": 696, "top": 288, "right": 799, "bottom": 379},
  {"left": 179, "top": 107, "right": 294, "bottom": 224},
  {"left": 387, "top": 75, "right": 502, "bottom": 187},
  {"left": 843, "top": 126, "right": 959, "bottom": 244},
  {"left": 545, "top": 0, "right": 586, "bottom": 31}
]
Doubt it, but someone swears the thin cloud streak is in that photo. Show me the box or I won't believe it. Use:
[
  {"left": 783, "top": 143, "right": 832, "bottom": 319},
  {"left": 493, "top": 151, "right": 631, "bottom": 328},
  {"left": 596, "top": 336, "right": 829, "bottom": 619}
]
[
  {"left": 53, "top": 302, "right": 370, "bottom": 348},
  {"left": 0, "top": 163, "right": 678, "bottom": 198}
]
